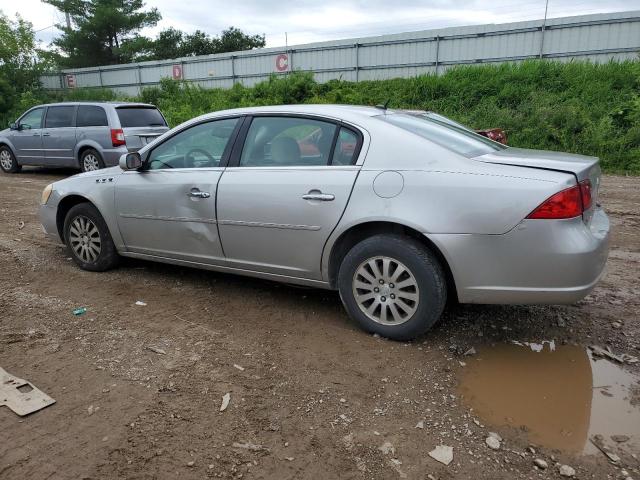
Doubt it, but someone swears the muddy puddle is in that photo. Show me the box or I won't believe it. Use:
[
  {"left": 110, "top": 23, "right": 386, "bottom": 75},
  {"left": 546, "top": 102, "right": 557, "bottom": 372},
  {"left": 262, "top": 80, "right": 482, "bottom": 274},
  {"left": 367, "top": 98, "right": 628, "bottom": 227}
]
[{"left": 458, "top": 342, "right": 640, "bottom": 455}]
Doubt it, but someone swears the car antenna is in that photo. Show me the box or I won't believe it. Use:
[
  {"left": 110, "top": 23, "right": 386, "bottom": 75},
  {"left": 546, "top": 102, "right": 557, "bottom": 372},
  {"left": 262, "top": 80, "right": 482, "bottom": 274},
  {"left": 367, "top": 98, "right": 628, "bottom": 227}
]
[{"left": 375, "top": 99, "right": 391, "bottom": 111}]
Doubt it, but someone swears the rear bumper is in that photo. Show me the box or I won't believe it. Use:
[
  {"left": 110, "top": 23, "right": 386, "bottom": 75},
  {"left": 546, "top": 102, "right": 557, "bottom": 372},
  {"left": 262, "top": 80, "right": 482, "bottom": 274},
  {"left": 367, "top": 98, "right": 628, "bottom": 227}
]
[
  {"left": 429, "top": 208, "right": 610, "bottom": 304},
  {"left": 101, "top": 147, "right": 128, "bottom": 167}
]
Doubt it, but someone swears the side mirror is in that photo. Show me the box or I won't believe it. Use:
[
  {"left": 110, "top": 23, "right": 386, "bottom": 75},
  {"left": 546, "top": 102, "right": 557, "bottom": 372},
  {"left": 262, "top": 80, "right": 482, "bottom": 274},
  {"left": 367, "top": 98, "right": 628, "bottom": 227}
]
[
  {"left": 9, "top": 123, "right": 18, "bottom": 131},
  {"left": 119, "top": 152, "right": 143, "bottom": 170}
]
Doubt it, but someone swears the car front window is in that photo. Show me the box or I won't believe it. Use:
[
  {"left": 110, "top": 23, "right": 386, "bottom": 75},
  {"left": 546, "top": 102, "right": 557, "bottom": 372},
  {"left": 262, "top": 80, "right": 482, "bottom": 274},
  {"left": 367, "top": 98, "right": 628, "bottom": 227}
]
[
  {"left": 19, "top": 108, "right": 44, "bottom": 130},
  {"left": 148, "top": 118, "right": 239, "bottom": 170},
  {"left": 378, "top": 113, "right": 506, "bottom": 158}
]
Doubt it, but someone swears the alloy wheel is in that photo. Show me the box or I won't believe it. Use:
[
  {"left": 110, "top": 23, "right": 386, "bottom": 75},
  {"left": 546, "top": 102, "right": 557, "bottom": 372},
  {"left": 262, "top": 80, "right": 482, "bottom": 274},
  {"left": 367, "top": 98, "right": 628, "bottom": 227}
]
[
  {"left": 69, "top": 215, "right": 102, "bottom": 263},
  {"left": 352, "top": 256, "right": 420, "bottom": 325},
  {"left": 0, "top": 150, "right": 13, "bottom": 170},
  {"left": 83, "top": 153, "right": 100, "bottom": 171}
]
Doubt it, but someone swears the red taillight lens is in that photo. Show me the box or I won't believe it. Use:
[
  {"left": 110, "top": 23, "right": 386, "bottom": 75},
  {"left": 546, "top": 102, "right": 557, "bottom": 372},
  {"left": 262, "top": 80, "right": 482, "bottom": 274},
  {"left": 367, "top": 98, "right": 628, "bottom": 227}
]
[
  {"left": 579, "top": 179, "right": 592, "bottom": 211},
  {"left": 526, "top": 185, "right": 583, "bottom": 219},
  {"left": 111, "top": 128, "right": 126, "bottom": 147}
]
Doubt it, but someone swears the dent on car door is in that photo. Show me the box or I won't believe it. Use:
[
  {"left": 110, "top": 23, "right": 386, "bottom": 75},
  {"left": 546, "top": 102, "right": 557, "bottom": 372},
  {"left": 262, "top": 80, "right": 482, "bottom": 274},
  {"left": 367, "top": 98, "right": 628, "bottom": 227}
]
[
  {"left": 216, "top": 115, "right": 363, "bottom": 279},
  {"left": 11, "top": 107, "right": 45, "bottom": 164},
  {"left": 114, "top": 117, "right": 242, "bottom": 264},
  {"left": 42, "top": 105, "right": 77, "bottom": 167}
]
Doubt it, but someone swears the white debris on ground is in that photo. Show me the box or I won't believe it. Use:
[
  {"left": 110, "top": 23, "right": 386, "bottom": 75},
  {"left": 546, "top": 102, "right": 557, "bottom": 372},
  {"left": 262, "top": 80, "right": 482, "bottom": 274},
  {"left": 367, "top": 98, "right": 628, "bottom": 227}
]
[
  {"left": 428, "top": 445, "right": 453, "bottom": 466},
  {"left": 220, "top": 392, "right": 231, "bottom": 412}
]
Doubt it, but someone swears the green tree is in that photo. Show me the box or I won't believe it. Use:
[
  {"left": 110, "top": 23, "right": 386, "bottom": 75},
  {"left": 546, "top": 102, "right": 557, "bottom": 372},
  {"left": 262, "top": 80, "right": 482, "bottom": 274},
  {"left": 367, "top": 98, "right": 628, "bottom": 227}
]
[
  {"left": 214, "top": 27, "right": 265, "bottom": 54},
  {"left": 44, "top": 0, "right": 160, "bottom": 67},
  {"left": 0, "top": 12, "right": 47, "bottom": 125},
  {"left": 143, "top": 26, "right": 266, "bottom": 61}
]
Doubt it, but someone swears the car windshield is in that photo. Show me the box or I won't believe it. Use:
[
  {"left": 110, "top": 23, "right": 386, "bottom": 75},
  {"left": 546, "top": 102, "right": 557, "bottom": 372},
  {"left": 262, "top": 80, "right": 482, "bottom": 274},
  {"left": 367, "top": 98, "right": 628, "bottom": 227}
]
[
  {"left": 378, "top": 113, "right": 506, "bottom": 158},
  {"left": 116, "top": 107, "right": 166, "bottom": 128}
]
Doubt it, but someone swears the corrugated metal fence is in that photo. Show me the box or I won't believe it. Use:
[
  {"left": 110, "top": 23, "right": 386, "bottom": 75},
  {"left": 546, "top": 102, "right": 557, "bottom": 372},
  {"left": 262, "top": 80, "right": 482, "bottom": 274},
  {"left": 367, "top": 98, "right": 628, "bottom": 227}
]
[{"left": 41, "top": 10, "right": 640, "bottom": 96}]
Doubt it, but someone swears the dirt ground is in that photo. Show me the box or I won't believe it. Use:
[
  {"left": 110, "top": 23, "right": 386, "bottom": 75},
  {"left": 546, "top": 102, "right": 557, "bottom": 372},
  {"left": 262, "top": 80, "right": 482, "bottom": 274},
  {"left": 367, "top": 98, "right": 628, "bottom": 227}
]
[{"left": 1, "top": 169, "right": 638, "bottom": 480}]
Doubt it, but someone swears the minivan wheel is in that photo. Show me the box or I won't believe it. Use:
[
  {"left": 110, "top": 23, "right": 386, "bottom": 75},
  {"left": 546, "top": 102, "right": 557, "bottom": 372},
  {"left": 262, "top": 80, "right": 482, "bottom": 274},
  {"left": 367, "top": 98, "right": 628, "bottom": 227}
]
[
  {"left": 337, "top": 234, "right": 447, "bottom": 340},
  {"left": 80, "top": 149, "right": 104, "bottom": 172},
  {"left": 0, "top": 146, "right": 21, "bottom": 173},
  {"left": 63, "top": 203, "right": 119, "bottom": 271}
]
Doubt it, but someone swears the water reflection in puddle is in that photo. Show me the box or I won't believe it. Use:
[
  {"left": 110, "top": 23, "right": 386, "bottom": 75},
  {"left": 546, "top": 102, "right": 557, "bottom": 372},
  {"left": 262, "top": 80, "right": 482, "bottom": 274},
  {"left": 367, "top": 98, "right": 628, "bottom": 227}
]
[{"left": 458, "top": 343, "right": 640, "bottom": 454}]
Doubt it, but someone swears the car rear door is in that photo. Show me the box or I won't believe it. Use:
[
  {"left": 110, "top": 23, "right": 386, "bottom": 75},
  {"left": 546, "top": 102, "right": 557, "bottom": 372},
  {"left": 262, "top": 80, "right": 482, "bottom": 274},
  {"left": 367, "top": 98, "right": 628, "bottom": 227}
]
[
  {"left": 114, "top": 106, "right": 170, "bottom": 151},
  {"left": 11, "top": 107, "right": 45, "bottom": 164},
  {"left": 216, "top": 115, "right": 364, "bottom": 280},
  {"left": 114, "top": 116, "right": 242, "bottom": 264},
  {"left": 42, "top": 105, "right": 77, "bottom": 167}
]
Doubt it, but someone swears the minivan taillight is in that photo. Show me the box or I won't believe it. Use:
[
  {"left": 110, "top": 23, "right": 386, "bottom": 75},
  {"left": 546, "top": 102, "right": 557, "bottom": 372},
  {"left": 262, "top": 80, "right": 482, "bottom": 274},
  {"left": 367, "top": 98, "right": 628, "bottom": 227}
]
[
  {"left": 526, "top": 179, "right": 593, "bottom": 219},
  {"left": 111, "top": 128, "right": 126, "bottom": 147}
]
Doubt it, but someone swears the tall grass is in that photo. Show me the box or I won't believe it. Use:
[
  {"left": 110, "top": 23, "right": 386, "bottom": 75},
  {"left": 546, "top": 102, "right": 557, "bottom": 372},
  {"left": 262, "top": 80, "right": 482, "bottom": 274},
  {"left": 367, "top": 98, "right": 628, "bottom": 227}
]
[{"left": 4, "top": 60, "right": 640, "bottom": 173}]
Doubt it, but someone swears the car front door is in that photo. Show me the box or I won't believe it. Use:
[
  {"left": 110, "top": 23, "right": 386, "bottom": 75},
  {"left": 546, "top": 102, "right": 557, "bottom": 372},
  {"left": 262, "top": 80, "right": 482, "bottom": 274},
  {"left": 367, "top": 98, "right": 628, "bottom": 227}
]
[
  {"left": 216, "top": 115, "right": 364, "bottom": 280},
  {"left": 11, "top": 107, "right": 45, "bottom": 164},
  {"left": 42, "top": 105, "right": 78, "bottom": 167},
  {"left": 115, "top": 117, "right": 242, "bottom": 264}
]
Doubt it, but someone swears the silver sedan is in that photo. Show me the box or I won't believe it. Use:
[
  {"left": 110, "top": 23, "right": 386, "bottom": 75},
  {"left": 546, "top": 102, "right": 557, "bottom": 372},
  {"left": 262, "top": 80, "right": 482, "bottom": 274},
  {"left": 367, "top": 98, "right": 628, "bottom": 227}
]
[{"left": 38, "top": 105, "right": 610, "bottom": 340}]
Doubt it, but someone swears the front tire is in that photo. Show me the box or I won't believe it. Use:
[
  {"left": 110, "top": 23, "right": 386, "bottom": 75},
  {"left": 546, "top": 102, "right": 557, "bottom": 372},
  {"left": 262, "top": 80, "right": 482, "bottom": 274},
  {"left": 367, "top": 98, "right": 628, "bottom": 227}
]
[
  {"left": 337, "top": 234, "right": 447, "bottom": 340},
  {"left": 64, "top": 203, "right": 119, "bottom": 271},
  {"left": 80, "top": 148, "right": 105, "bottom": 172},
  {"left": 0, "top": 146, "right": 21, "bottom": 173}
]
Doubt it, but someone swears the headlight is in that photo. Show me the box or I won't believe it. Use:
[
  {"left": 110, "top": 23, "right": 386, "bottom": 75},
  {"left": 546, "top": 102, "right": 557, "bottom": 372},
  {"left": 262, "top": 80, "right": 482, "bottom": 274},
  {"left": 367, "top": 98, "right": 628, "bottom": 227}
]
[{"left": 41, "top": 184, "right": 53, "bottom": 205}]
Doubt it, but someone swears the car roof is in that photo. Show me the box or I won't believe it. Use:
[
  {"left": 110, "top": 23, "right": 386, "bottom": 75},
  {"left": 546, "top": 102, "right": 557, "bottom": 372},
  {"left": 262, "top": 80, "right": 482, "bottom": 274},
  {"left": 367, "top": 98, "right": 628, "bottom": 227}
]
[
  {"left": 32, "top": 101, "right": 157, "bottom": 108},
  {"left": 196, "top": 104, "right": 389, "bottom": 124}
]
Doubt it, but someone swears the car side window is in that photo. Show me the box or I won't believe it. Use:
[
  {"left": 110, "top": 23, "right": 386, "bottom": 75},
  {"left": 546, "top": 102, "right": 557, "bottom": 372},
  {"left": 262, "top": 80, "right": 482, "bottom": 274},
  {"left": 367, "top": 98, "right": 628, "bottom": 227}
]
[
  {"left": 45, "top": 106, "right": 75, "bottom": 128},
  {"left": 148, "top": 118, "right": 239, "bottom": 170},
  {"left": 77, "top": 106, "right": 108, "bottom": 127},
  {"left": 331, "top": 127, "right": 359, "bottom": 165},
  {"left": 240, "top": 117, "right": 337, "bottom": 167},
  {"left": 19, "top": 108, "right": 44, "bottom": 130}
]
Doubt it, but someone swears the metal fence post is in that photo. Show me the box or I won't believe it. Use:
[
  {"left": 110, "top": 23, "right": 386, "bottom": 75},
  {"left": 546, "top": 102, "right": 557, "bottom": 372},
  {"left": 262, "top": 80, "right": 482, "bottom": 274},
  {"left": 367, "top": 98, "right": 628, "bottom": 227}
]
[
  {"left": 435, "top": 36, "right": 440, "bottom": 75},
  {"left": 355, "top": 43, "right": 359, "bottom": 82},
  {"left": 136, "top": 65, "right": 142, "bottom": 94},
  {"left": 231, "top": 55, "right": 236, "bottom": 85},
  {"left": 98, "top": 67, "right": 103, "bottom": 87}
]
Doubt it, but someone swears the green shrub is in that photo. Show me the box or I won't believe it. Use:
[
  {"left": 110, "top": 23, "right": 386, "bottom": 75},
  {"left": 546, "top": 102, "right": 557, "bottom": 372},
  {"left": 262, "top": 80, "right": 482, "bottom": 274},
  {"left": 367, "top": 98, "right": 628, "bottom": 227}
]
[{"left": 4, "top": 60, "right": 640, "bottom": 173}]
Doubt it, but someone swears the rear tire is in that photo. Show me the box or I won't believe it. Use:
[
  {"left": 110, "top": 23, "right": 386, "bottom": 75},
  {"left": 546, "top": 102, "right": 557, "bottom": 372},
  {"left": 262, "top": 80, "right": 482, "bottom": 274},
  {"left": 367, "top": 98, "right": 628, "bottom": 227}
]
[
  {"left": 64, "top": 203, "right": 119, "bottom": 271},
  {"left": 0, "top": 146, "right": 21, "bottom": 173},
  {"left": 80, "top": 148, "right": 105, "bottom": 172},
  {"left": 337, "top": 234, "right": 447, "bottom": 340}
]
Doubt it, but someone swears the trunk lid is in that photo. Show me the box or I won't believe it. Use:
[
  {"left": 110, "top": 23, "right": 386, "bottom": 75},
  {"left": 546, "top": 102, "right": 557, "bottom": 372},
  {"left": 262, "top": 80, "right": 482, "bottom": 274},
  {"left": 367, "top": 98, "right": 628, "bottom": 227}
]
[{"left": 474, "top": 147, "right": 602, "bottom": 223}]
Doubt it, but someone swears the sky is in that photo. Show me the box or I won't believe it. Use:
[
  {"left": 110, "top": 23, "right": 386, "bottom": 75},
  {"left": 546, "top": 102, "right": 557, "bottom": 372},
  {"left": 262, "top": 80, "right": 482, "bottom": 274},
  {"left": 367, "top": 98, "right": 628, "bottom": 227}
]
[{"left": 1, "top": 0, "right": 639, "bottom": 49}]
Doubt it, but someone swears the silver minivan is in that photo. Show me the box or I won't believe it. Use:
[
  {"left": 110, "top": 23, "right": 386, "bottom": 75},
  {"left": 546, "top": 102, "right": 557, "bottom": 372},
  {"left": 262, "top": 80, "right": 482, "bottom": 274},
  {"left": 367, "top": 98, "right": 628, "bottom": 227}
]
[{"left": 0, "top": 102, "right": 169, "bottom": 173}]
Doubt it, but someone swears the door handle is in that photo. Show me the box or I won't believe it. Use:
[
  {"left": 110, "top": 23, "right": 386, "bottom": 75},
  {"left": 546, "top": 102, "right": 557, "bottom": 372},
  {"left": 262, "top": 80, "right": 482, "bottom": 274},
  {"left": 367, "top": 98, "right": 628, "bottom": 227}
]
[
  {"left": 42, "top": 133, "right": 51, "bottom": 137},
  {"left": 189, "top": 189, "right": 211, "bottom": 199},
  {"left": 302, "top": 191, "right": 335, "bottom": 202}
]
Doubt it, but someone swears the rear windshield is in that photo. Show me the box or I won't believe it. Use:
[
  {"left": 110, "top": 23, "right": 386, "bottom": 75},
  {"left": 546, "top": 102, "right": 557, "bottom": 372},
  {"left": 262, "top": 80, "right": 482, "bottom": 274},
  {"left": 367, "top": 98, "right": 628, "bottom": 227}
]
[
  {"left": 116, "top": 107, "right": 166, "bottom": 128},
  {"left": 378, "top": 113, "right": 506, "bottom": 158}
]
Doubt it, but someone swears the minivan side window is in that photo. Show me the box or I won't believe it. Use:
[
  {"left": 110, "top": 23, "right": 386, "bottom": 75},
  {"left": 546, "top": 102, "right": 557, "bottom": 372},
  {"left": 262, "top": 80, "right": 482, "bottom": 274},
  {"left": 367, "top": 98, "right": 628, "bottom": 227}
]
[
  {"left": 77, "top": 106, "right": 108, "bottom": 127},
  {"left": 19, "top": 108, "right": 44, "bottom": 130},
  {"left": 240, "top": 117, "right": 337, "bottom": 167},
  {"left": 45, "top": 106, "right": 75, "bottom": 128},
  {"left": 148, "top": 118, "right": 239, "bottom": 170}
]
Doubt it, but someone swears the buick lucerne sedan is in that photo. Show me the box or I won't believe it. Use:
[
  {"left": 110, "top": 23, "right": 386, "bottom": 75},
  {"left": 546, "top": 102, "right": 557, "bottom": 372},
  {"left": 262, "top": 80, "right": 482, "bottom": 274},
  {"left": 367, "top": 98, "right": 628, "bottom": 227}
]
[{"left": 38, "top": 105, "right": 610, "bottom": 340}]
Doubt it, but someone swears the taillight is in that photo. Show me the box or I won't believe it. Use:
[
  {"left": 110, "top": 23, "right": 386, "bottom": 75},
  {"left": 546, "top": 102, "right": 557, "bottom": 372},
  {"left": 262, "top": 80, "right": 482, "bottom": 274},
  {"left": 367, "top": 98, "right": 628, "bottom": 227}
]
[
  {"left": 111, "top": 128, "right": 126, "bottom": 147},
  {"left": 526, "top": 179, "right": 593, "bottom": 220},
  {"left": 579, "top": 179, "right": 592, "bottom": 210}
]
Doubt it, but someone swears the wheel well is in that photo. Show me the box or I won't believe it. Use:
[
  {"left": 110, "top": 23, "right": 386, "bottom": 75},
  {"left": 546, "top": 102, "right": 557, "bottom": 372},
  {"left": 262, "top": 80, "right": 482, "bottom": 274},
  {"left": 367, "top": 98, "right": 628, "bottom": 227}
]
[
  {"left": 56, "top": 195, "right": 91, "bottom": 241},
  {"left": 327, "top": 221, "right": 458, "bottom": 301},
  {"left": 76, "top": 145, "right": 94, "bottom": 163}
]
